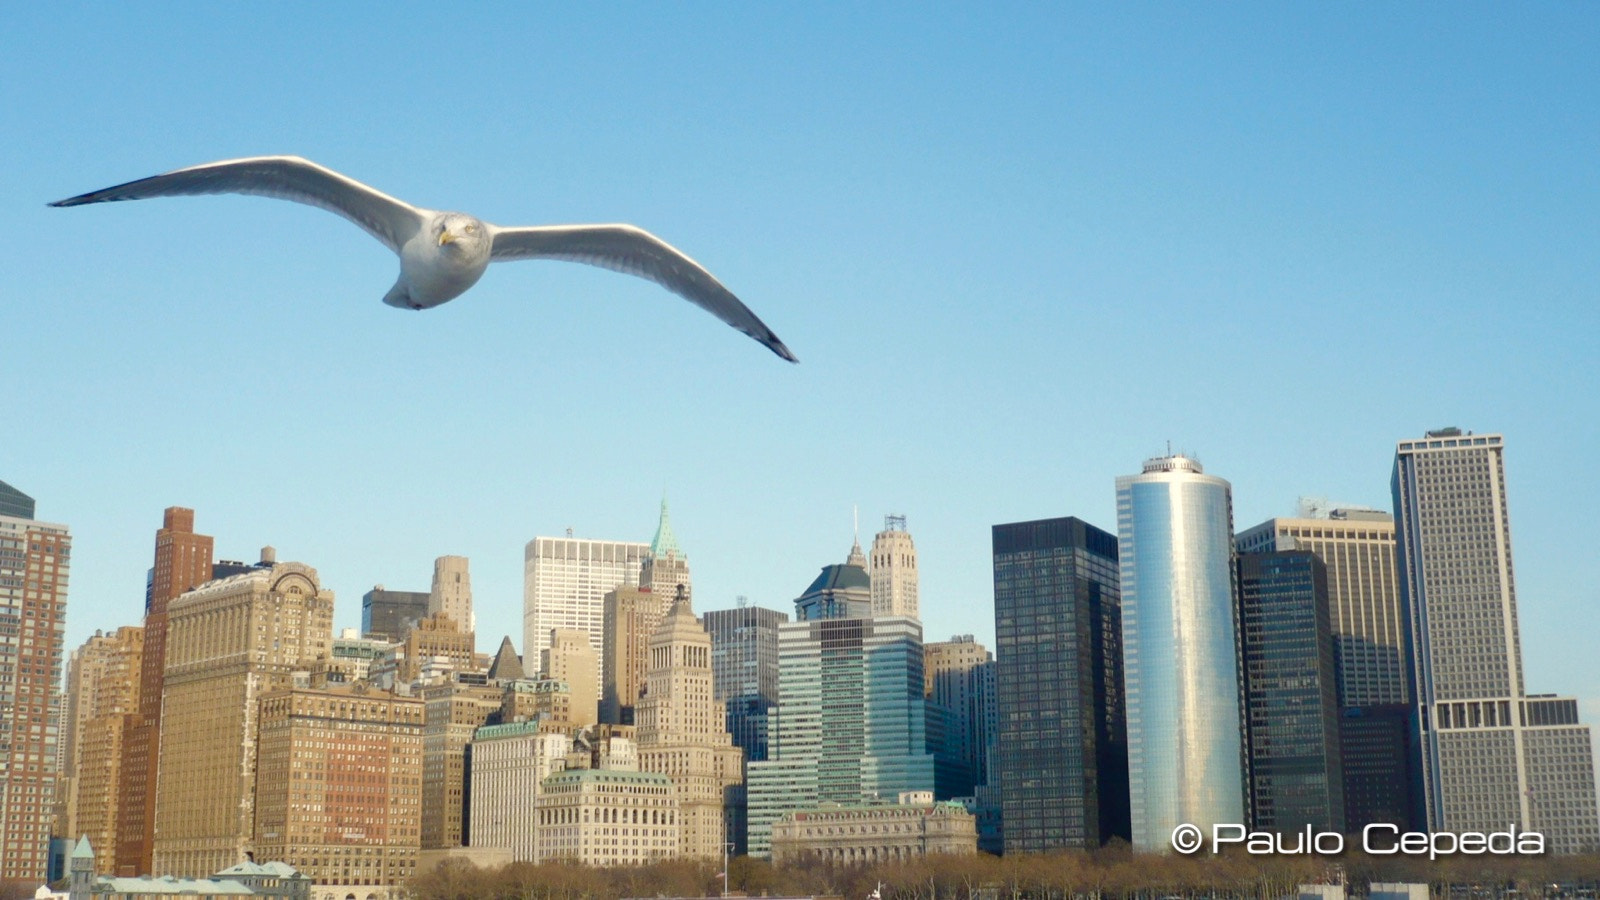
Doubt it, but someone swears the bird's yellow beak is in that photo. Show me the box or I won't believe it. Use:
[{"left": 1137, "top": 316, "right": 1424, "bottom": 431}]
[{"left": 438, "top": 231, "right": 456, "bottom": 246}]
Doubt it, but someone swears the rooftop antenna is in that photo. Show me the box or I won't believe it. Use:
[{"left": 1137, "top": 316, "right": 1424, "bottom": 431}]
[{"left": 853, "top": 504, "right": 859, "bottom": 543}]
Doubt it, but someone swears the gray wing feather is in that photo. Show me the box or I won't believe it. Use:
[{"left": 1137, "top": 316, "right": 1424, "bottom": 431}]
[
  {"left": 489, "top": 224, "right": 797, "bottom": 363},
  {"left": 50, "top": 156, "right": 424, "bottom": 252}
]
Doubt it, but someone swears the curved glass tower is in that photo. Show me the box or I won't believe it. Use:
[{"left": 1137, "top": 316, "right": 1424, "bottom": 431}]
[{"left": 1116, "top": 455, "right": 1243, "bottom": 850}]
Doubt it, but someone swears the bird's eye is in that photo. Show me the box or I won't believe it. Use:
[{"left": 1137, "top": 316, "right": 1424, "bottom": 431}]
[{"left": 465, "top": 224, "right": 476, "bottom": 233}]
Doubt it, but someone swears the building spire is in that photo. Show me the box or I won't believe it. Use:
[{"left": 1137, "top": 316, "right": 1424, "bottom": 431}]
[
  {"left": 847, "top": 537, "right": 868, "bottom": 570},
  {"left": 650, "top": 494, "right": 683, "bottom": 560}
]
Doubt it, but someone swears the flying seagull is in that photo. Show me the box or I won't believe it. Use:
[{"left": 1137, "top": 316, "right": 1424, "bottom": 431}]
[{"left": 51, "top": 156, "right": 797, "bottom": 362}]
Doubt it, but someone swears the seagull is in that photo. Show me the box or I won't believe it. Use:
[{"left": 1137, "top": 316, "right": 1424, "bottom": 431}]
[{"left": 51, "top": 156, "right": 797, "bottom": 362}]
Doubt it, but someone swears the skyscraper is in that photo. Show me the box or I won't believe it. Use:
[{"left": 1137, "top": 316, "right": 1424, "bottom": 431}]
[
  {"left": 1116, "top": 455, "right": 1244, "bottom": 851},
  {"left": 635, "top": 587, "right": 744, "bottom": 859},
  {"left": 60, "top": 627, "right": 144, "bottom": 876},
  {"left": 1236, "top": 509, "right": 1419, "bottom": 831},
  {"left": 923, "top": 636, "right": 995, "bottom": 802},
  {"left": 523, "top": 535, "right": 648, "bottom": 689},
  {"left": 746, "top": 548, "right": 933, "bottom": 857},
  {"left": 253, "top": 684, "right": 423, "bottom": 898},
  {"left": 117, "top": 507, "right": 214, "bottom": 876},
  {"left": 870, "top": 515, "right": 919, "bottom": 619},
  {"left": 600, "top": 585, "right": 659, "bottom": 725},
  {"left": 0, "top": 483, "right": 70, "bottom": 881},
  {"left": 419, "top": 680, "right": 502, "bottom": 850},
  {"left": 0, "top": 478, "right": 33, "bottom": 518},
  {"left": 1394, "top": 429, "right": 1600, "bottom": 852},
  {"left": 152, "top": 561, "right": 334, "bottom": 877},
  {"left": 429, "top": 556, "right": 474, "bottom": 636},
  {"left": 639, "top": 498, "right": 691, "bottom": 608},
  {"left": 991, "top": 517, "right": 1127, "bottom": 852},
  {"left": 1235, "top": 551, "right": 1344, "bottom": 833},
  {"left": 361, "top": 585, "right": 430, "bottom": 641},
  {"left": 704, "top": 603, "right": 787, "bottom": 763},
  {"left": 542, "top": 628, "right": 599, "bottom": 727},
  {"left": 1236, "top": 510, "right": 1406, "bottom": 707},
  {"left": 704, "top": 602, "right": 788, "bottom": 854}
]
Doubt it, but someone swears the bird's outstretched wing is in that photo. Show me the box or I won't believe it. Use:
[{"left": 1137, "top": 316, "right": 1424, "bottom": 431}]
[
  {"left": 489, "top": 223, "right": 797, "bottom": 363},
  {"left": 50, "top": 156, "right": 425, "bottom": 253}
]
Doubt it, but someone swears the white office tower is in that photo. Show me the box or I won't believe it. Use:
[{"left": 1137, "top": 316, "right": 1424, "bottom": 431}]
[
  {"left": 429, "top": 555, "right": 473, "bottom": 634},
  {"left": 1116, "top": 455, "right": 1244, "bottom": 851},
  {"left": 1394, "top": 429, "right": 1599, "bottom": 853},
  {"left": 524, "top": 535, "right": 649, "bottom": 688},
  {"left": 870, "top": 515, "right": 919, "bottom": 619}
]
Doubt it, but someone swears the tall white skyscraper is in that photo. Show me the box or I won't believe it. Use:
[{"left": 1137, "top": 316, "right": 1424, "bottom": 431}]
[
  {"left": 429, "top": 555, "right": 473, "bottom": 634},
  {"left": 1394, "top": 428, "right": 1599, "bottom": 853},
  {"left": 1115, "top": 455, "right": 1243, "bottom": 851},
  {"left": 870, "top": 514, "right": 919, "bottom": 619},
  {"left": 523, "top": 535, "right": 648, "bottom": 688}
]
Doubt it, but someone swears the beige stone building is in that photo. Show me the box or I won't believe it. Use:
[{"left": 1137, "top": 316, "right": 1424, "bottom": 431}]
[
  {"left": 60, "top": 627, "right": 145, "bottom": 875},
  {"left": 152, "top": 562, "right": 334, "bottom": 877},
  {"left": 252, "top": 684, "right": 423, "bottom": 900},
  {"left": 467, "top": 720, "right": 572, "bottom": 861},
  {"left": 770, "top": 796, "right": 977, "bottom": 867},
  {"left": 541, "top": 629, "right": 598, "bottom": 726},
  {"left": 427, "top": 556, "right": 473, "bottom": 636},
  {"left": 535, "top": 768, "right": 678, "bottom": 866},
  {"left": 501, "top": 678, "right": 577, "bottom": 726},
  {"left": 634, "top": 590, "right": 743, "bottom": 860},
  {"left": 393, "top": 613, "right": 476, "bottom": 685},
  {"left": 419, "top": 680, "right": 502, "bottom": 850},
  {"left": 600, "top": 585, "right": 659, "bottom": 725},
  {"left": 870, "top": 516, "right": 919, "bottom": 619}
]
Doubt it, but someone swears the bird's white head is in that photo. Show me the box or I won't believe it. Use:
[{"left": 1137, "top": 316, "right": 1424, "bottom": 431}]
[{"left": 434, "top": 212, "right": 489, "bottom": 257}]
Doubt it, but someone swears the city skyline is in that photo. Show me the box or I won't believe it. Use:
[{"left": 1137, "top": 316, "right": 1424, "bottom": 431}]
[{"left": 6, "top": 3, "right": 1599, "bottom": 841}]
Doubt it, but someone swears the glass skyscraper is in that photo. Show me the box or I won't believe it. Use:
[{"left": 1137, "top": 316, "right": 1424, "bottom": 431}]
[
  {"left": 1116, "top": 455, "right": 1244, "bottom": 850},
  {"left": 991, "top": 516, "right": 1128, "bottom": 852},
  {"left": 745, "top": 550, "right": 933, "bottom": 857},
  {"left": 1235, "top": 551, "right": 1344, "bottom": 833},
  {"left": 1236, "top": 509, "right": 1420, "bottom": 831}
]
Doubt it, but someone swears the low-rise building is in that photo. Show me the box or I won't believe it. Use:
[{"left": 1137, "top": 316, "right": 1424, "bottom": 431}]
[
  {"left": 535, "top": 769, "right": 678, "bottom": 866},
  {"left": 769, "top": 794, "right": 977, "bottom": 867},
  {"left": 67, "top": 838, "right": 310, "bottom": 900}
]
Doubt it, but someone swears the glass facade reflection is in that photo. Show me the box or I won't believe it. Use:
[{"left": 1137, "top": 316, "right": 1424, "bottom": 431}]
[
  {"left": 1116, "top": 456, "right": 1244, "bottom": 850},
  {"left": 991, "top": 517, "right": 1129, "bottom": 852}
]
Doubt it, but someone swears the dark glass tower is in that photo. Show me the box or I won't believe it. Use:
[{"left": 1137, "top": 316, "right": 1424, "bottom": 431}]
[
  {"left": 361, "top": 586, "right": 430, "bottom": 641},
  {"left": 1235, "top": 551, "right": 1345, "bottom": 833},
  {"left": 992, "top": 516, "right": 1129, "bottom": 852}
]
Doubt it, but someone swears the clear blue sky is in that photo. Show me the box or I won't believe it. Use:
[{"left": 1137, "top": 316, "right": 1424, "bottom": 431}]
[{"left": 5, "top": 5, "right": 1597, "bottom": 737}]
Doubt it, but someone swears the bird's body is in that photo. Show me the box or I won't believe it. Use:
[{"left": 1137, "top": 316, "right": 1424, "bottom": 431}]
[
  {"left": 389, "top": 211, "right": 493, "bottom": 309},
  {"left": 51, "top": 156, "right": 797, "bottom": 362}
]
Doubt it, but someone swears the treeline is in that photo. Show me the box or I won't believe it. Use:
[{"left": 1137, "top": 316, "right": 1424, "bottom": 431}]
[{"left": 408, "top": 844, "right": 1600, "bottom": 900}]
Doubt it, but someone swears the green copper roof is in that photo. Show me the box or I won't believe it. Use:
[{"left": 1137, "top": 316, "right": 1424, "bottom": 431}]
[
  {"left": 72, "top": 835, "right": 94, "bottom": 859},
  {"left": 650, "top": 496, "right": 683, "bottom": 560}
]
